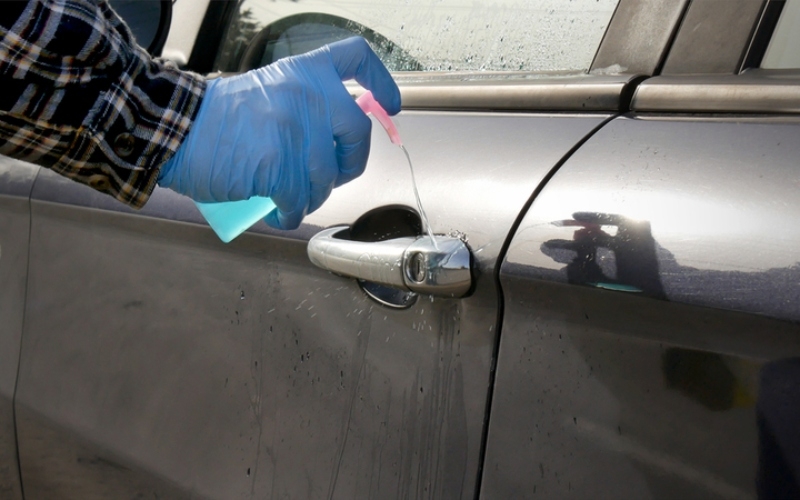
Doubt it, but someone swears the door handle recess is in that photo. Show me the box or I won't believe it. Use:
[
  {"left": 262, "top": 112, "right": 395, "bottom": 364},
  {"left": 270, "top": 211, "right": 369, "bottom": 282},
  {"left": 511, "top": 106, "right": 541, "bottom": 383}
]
[{"left": 307, "top": 226, "right": 472, "bottom": 298}]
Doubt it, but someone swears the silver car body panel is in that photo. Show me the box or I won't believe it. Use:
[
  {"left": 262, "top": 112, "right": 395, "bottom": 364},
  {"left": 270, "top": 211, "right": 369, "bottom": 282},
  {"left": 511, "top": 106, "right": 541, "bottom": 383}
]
[
  {"left": 484, "top": 115, "right": 800, "bottom": 498},
  {"left": 16, "top": 110, "right": 611, "bottom": 498},
  {"left": 0, "top": 158, "right": 38, "bottom": 500}
]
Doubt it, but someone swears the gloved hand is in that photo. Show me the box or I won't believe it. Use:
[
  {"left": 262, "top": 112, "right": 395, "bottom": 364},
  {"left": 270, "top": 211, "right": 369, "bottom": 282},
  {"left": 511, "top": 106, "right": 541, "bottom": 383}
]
[{"left": 157, "top": 37, "right": 401, "bottom": 230}]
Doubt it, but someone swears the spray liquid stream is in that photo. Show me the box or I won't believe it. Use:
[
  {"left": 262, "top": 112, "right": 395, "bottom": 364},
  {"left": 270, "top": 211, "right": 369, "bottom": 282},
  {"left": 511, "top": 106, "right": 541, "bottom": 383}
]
[
  {"left": 193, "top": 90, "right": 435, "bottom": 244},
  {"left": 400, "top": 144, "right": 436, "bottom": 246},
  {"left": 356, "top": 91, "right": 438, "bottom": 249}
]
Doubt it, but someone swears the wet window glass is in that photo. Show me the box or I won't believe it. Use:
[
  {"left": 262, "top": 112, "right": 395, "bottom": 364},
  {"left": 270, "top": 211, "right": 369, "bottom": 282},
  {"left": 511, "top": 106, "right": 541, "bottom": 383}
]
[
  {"left": 214, "top": 0, "right": 620, "bottom": 74},
  {"left": 762, "top": 0, "right": 800, "bottom": 69}
]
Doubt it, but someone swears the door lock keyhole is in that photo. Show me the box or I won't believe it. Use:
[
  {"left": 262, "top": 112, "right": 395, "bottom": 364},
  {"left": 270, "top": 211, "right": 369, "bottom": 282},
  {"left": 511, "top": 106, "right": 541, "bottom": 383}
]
[{"left": 408, "top": 252, "right": 426, "bottom": 284}]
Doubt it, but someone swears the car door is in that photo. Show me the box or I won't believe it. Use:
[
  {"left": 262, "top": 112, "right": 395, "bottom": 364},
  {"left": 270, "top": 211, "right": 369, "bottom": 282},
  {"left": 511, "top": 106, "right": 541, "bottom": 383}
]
[
  {"left": 13, "top": 1, "right": 680, "bottom": 498},
  {"left": 0, "top": 158, "right": 38, "bottom": 500},
  {"left": 484, "top": 1, "right": 800, "bottom": 498}
]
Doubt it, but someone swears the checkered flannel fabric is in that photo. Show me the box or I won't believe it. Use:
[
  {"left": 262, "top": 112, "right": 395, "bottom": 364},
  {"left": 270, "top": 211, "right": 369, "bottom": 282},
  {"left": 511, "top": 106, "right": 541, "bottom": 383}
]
[{"left": 0, "top": 0, "right": 206, "bottom": 208}]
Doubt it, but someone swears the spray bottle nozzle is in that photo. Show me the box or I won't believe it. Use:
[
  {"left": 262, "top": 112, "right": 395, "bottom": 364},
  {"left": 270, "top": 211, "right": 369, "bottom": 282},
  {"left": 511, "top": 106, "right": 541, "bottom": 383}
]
[{"left": 356, "top": 91, "right": 402, "bottom": 146}]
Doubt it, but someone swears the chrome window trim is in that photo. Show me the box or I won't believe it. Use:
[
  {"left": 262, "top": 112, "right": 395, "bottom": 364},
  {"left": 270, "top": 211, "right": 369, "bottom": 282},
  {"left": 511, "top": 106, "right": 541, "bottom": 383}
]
[
  {"left": 347, "top": 74, "right": 643, "bottom": 112},
  {"left": 631, "top": 70, "right": 800, "bottom": 113}
]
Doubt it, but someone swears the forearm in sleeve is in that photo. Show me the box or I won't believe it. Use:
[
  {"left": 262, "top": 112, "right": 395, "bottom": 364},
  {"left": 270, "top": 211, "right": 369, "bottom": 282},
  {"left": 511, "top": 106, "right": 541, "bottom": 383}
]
[{"left": 0, "top": 0, "right": 206, "bottom": 208}]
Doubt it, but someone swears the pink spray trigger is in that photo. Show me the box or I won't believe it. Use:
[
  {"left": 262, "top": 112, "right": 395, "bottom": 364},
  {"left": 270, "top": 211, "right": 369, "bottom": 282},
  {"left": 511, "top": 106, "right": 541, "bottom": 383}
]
[{"left": 356, "top": 91, "right": 402, "bottom": 146}]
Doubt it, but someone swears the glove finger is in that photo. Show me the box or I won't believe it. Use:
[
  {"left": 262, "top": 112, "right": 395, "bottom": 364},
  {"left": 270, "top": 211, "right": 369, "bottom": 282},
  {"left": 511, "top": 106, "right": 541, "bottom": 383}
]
[
  {"left": 264, "top": 203, "right": 307, "bottom": 230},
  {"left": 264, "top": 148, "right": 310, "bottom": 230},
  {"left": 327, "top": 37, "right": 401, "bottom": 115},
  {"left": 330, "top": 94, "right": 372, "bottom": 187},
  {"left": 308, "top": 178, "right": 334, "bottom": 215},
  {"left": 306, "top": 125, "right": 339, "bottom": 214}
]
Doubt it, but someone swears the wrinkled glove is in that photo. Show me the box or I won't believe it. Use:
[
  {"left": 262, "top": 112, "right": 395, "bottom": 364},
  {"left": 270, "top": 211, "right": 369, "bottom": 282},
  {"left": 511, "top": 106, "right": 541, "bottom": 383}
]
[{"left": 157, "top": 37, "right": 401, "bottom": 230}]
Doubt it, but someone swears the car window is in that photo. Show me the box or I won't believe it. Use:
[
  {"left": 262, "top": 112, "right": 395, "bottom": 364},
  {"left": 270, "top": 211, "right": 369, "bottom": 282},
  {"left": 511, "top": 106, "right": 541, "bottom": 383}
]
[
  {"left": 214, "top": 0, "right": 620, "bottom": 74},
  {"left": 762, "top": 0, "right": 800, "bottom": 69}
]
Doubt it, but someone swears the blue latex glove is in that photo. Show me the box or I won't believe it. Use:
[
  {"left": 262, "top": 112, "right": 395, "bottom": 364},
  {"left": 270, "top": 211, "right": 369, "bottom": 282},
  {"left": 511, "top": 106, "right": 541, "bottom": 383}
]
[{"left": 157, "top": 37, "right": 401, "bottom": 230}]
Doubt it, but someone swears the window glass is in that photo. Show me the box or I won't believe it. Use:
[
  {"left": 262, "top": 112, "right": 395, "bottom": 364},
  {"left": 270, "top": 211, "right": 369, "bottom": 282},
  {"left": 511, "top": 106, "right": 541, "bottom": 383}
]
[
  {"left": 109, "top": 0, "right": 163, "bottom": 54},
  {"left": 215, "top": 0, "right": 620, "bottom": 74},
  {"left": 762, "top": 0, "right": 800, "bottom": 69}
]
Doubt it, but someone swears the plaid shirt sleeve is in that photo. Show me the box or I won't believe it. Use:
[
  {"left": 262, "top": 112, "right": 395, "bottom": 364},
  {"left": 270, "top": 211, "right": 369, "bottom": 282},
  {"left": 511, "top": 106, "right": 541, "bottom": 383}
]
[{"left": 0, "top": 0, "right": 206, "bottom": 208}]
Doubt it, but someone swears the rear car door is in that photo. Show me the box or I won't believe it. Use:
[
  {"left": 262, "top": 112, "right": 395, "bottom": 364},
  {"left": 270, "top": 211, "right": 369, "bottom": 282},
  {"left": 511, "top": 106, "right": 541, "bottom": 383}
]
[
  {"left": 484, "top": 1, "right": 800, "bottom": 498},
  {"left": 13, "top": 1, "right": 680, "bottom": 498}
]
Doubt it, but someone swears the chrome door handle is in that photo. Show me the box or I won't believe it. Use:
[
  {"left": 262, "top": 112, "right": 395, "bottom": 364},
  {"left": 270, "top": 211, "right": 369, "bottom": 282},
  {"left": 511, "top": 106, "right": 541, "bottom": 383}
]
[{"left": 307, "top": 226, "right": 472, "bottom": 298}]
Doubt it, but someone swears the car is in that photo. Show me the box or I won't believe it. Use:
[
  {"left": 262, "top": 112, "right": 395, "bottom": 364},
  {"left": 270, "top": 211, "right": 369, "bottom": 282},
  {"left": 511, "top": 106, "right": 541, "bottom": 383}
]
[{"left": 2, "top": 0, "right": 800, "bottom": 498}]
